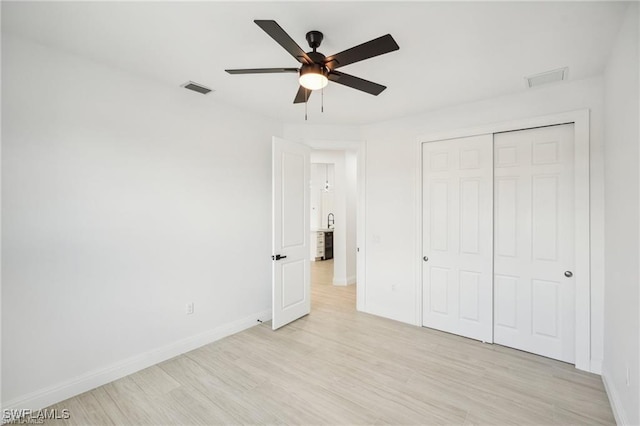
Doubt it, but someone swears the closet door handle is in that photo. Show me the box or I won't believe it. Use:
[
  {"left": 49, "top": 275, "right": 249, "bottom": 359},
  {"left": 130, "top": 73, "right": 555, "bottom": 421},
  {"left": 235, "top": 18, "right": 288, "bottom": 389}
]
[
  {"left": 423, "top": 256, "right": 429, "bottom": 262},
  {"left": 564, "top": 271, "right": 573, "bottom": 278}
]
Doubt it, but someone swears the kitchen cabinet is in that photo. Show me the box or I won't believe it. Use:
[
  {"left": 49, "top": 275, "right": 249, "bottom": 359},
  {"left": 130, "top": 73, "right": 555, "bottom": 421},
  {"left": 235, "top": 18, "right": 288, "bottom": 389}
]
[{"left": 311, "top": 230, "right": 333, "bottom": 261}]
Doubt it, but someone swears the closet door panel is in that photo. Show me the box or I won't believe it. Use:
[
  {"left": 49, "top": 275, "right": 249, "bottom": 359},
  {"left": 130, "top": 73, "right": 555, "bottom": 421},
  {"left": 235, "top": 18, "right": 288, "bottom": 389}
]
[
  {"left": 422, "top": 135, "right": 493, "bottom": 342},
  {"left": 493, "top": 124, "right": 575, "bottom": 363}
]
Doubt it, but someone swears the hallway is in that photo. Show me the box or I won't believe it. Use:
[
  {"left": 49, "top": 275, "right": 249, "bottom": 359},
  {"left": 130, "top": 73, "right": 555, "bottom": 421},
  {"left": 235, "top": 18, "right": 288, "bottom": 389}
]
[{"left": 310, "top": 259, "right": 356, "bottom": 314}]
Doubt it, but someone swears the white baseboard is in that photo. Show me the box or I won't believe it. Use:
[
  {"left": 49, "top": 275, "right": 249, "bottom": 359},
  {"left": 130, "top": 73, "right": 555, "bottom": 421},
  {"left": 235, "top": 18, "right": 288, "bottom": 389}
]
[
  {"left": 333, "top": 277, "right": 347, "bottom": 285},
  {"left": 2, "top": 309, "right": 271, "bottom": 420},
  {"left": 590, "top": 358, "right": 603, "bottom": 375},
  {"left": 602, "top": 369, "right": 630, "bottom": 425},
  {"left": 333, "top": 275, "right": 356, "bottom": 286}
]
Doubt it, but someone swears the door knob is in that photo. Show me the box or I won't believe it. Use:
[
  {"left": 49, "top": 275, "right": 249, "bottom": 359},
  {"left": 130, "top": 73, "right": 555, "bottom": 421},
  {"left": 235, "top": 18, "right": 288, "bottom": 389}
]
[
  {"left": 423, "top": 256, "right": 429, "bottom": 262},
  {"left": 564, "top": 271, "right": 573, "bottom": 278},
  {"left": 272, "top": 254, "right": 287, "bottom": 261}
]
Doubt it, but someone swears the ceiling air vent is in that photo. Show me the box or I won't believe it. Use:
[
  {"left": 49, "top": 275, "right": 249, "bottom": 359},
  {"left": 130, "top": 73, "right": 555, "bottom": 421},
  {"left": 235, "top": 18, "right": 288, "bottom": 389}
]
[
  {"left": 181, "top": 81, "right": 213, "bottom": 95},
  {"left": 525, "top": 67, "right": 568, "bottom": 88}
]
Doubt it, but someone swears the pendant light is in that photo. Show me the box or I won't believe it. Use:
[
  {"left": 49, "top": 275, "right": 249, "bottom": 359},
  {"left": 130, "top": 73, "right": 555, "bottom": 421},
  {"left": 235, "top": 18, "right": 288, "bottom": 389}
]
[{"left": 323, "top": 164, "right": 330, "bottom": 192}]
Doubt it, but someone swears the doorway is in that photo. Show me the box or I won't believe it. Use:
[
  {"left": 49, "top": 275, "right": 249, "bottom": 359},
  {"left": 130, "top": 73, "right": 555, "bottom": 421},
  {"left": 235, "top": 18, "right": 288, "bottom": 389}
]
[{"left": 309, "top": 150, "right": 358, "bottom": 306}]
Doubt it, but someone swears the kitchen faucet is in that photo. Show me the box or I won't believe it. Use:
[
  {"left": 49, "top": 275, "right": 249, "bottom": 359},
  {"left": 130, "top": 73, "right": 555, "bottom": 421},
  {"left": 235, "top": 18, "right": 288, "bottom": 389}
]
[{"left": 327, "top": 213, "right": 335, "bottom": 229}]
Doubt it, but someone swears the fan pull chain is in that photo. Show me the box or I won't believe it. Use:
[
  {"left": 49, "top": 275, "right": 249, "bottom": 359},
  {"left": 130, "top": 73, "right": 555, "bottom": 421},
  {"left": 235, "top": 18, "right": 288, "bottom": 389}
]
[
  {"left": 321, "top": 85, "right": 324, "bottom": 113},
  {"left": 305, "top": 89, "right": 308, "bottom": 121}
]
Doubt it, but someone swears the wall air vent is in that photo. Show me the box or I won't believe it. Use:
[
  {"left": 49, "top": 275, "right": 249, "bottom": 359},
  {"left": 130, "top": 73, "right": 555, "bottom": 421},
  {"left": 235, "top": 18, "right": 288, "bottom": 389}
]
[
  {"left": 525, "top": 67, "right": 568, "bottom": 88},
  {"left": 181, "top": 81, "right": 213, "bottom": 95}
]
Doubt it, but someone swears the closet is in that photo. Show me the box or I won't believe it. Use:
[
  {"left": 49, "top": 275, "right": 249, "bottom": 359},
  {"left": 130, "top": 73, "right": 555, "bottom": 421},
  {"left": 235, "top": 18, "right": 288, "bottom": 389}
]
[{"left": 422, "top": 124, "right": 576, "bottom": 363}]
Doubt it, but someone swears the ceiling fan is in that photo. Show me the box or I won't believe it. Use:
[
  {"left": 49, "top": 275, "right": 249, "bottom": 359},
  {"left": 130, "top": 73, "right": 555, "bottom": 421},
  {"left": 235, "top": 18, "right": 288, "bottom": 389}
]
[{"left": 225, "top": 20, "right": 400, "bottom": 106}]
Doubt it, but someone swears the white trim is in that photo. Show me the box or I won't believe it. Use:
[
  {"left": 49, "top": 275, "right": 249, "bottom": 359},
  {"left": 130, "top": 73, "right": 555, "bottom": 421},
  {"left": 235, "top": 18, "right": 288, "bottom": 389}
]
[
  {"left": 572, "top": 110, "right": 591, "bottom": 372},
  {"left": 590, "top": 359, "right": 603, "bottom": 375},
  {"left": 602, "top": 370, "right": 630, "bottom": 425},
  {"left": 414, "top": 140, "right": 424, "bottom": 326},
  {"left": 333, "top": 275, "right": 357, "bottom": 286},
  {"left": 356, "top": 140, "right": 367, "bottom": 312},
  {"left": 1, "top": 309, "right": 271, "bottom": 417},
  {"left": 416, "top": 109, "right": 592, "bottom": 373},
  {"left": 417, "top": 110, "right": 585, "bottom": 144}
]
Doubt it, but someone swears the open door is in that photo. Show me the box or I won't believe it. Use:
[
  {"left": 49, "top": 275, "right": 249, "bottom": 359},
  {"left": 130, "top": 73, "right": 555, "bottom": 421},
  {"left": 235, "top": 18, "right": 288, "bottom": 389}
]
[{"left": 272, "top": 136, "right": 311, "bottom": 330}]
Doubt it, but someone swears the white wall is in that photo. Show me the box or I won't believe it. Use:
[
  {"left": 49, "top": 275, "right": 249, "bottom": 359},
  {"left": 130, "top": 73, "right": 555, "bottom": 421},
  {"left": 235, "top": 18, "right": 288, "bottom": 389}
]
[
  {"left": 1, "top": 35, "right": 280, "bottom": 409},
  {"left": 602, "top": 4, "right": 640, "bottom": 424},
  {"left": 321, "top": 164, "right": 335, "bottom": 229},
  {"left": 360, "top": 77, "right": 607, "bottom": 369},
  {"left": 345, "top": 151, "right": 358, "bottom": 286},
  {"left": 283, "top": 124, "right": 362, "bottom": 148},
  {"left": 309, "top": 163, "right": 334, "bottom": 232},
  {"left": 0, "top": 2, "right": 4, "bottom": 408}
]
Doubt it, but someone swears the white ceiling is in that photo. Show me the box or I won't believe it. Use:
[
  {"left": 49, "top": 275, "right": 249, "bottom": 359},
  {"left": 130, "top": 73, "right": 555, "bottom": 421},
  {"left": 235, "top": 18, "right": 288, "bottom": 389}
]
[{"left": 2, "top": 1, "right": 629, "bottom": 125}]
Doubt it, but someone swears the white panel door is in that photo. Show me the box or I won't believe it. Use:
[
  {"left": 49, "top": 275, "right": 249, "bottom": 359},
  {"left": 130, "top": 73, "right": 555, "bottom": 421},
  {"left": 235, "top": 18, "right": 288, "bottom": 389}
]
[
  {"left": 272, "top": 137, "right": 310, "bottom": 330},
  {"left": 493, "top": 124, "right": 575, "bottom": 362},
  {"left": 422, "top": 134, "right": 494, "bottom": 342}
]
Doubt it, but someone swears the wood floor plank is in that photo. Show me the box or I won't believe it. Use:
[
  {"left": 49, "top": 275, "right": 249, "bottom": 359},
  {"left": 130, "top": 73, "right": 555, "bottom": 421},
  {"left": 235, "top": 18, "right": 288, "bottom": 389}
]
[
  {"left": 73, "top": 392, "right": 115, "bottom": 425},
  {"left": 87, "top": 386, "right": 130, "bottom": 424},
  {"left": 39, "top": 259, "right": 614, "bottom": 425},
  {"left": 129, "top": 365, "right": 182, "bottom": 398},
  {"left": 101, "top": 377, "right": 164, "bottom": 425}
]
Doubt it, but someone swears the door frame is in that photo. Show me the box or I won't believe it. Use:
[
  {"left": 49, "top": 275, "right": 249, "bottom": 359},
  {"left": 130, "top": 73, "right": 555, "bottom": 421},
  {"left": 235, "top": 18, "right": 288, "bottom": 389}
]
[
  {"left": 415, "top": 109, "right": 591, "bottom": 372},
  {"left": 356, "top": 140, "right": 367, "bottom": 312}
]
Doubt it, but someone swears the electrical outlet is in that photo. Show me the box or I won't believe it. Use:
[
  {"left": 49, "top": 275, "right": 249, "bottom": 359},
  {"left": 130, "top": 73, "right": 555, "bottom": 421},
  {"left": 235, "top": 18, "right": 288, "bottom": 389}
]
[{"left": 186, "top": 302, "right": 194, "bottom": 315}]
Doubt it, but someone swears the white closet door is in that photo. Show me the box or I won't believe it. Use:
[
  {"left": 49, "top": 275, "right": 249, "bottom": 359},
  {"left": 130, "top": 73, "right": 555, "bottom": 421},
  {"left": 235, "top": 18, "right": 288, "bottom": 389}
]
[
  {"left": 422, "top": 135, "right": 494, "bottom": 342},
  {"left": 493, "top": 124, "right": 575, "bottom": 363}
]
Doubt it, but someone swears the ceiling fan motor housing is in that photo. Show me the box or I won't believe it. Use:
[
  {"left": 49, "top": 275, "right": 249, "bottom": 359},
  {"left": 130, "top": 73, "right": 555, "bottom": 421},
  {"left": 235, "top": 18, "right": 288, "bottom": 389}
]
[
  {"left": 300, "top": 63, "right": 328, "bottom": 78},
  {"left": 306, "top": 30, "right": 323, "bottom": 50}
]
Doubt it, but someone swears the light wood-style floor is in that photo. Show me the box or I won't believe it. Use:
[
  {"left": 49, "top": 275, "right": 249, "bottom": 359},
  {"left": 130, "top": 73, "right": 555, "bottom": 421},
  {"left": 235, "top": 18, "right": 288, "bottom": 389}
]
[{"left": 41, "top": 260, "right": 614, "bottom": 425}]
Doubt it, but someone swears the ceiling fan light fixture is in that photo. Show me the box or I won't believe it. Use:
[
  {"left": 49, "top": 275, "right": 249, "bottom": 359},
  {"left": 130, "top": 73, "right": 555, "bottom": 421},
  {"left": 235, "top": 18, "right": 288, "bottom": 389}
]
[
  {"left": 225, "top": 20, "right": 400, "bottom": 107},
  {"left": 299, "top": 64, "right": 328, "bottom": 91}
]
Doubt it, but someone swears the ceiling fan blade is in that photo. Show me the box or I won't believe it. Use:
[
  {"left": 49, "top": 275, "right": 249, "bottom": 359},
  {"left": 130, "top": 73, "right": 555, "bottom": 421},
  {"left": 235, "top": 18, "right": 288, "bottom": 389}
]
[
  {"left": 293, "top": 86, "right": 312, "bottom": 104},
  {"left": 324, "top": 34, "right": 399, "bottom": 70},
  {"left": 225, "top": 68, "right": 299, "bottom": 74},
  {"left": 328, "top": 71, "right": 386, "bottom": 95},
  {"left": 254, "top": 20, "right": 313, "bottom": 65}
]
